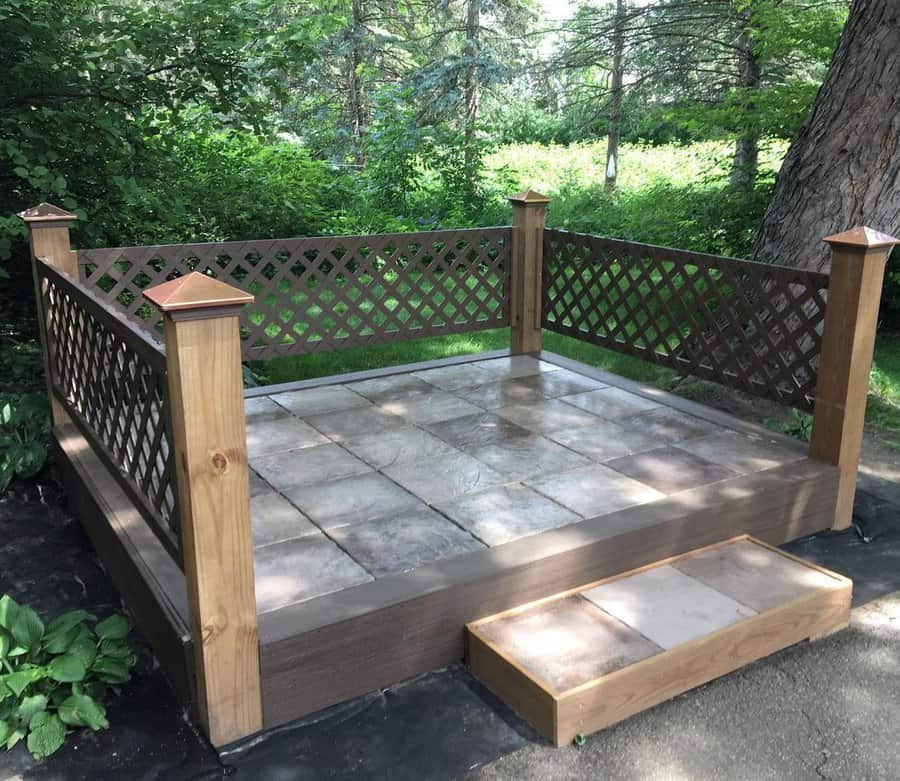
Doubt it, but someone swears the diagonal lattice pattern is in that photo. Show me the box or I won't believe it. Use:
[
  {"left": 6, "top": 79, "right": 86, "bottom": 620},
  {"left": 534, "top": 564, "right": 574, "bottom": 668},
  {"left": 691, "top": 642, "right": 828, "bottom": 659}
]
[
  {"left": 542, "top": 230, "right": 830, "bottom": 411},
  {"left": 76, "top": 228, "right": 512, "bottom": 360},
  {"left": 37, "top": 260, "right": 181, "bottom": 562}
]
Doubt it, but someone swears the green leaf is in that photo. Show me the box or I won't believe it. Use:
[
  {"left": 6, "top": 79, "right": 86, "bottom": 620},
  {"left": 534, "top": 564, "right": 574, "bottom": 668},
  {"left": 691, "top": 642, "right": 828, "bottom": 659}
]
[
  {"left": 95, "top": 615, "right": 129, "bottom": 641},
  {"left": 42, "top": 624, "right": 80, "bottom": 655},
  {"left": 48, "top": 654, "right": 86, "bottom": 683},
  {"left": 2, "top": 667, "right": 44, "bottom": 697},
  {"left": 6, "top": 725, "right": 26, "bottom": 751},
  {"left": 27, "top": 711, "right": 66, "bottom": 760},
  {"left": 0, "top": 595, "right": 19, "bottom": 630},
  {"left": 46, "top": 610, "right": 94, "bottom": 637},
  {"left": 58, "top": 694, "right": 108, "bottom": 731},
  {"left": 0, "top": 631, "right": 8, "bottom": 659},
  {"left": 16, "top": 694, "right": 47, "bottom": 724},
  {"left": 0, "top": 719, "right": 11, "bottom": 745},
  {"left": 91, "top": 656, "right": 131, "bottom": 684},
  {"left": 67, "top": 632, "right": 97, "bottom": 670},
  {"left": 11, "top": 605, "right": 44, "bottom": 650}
]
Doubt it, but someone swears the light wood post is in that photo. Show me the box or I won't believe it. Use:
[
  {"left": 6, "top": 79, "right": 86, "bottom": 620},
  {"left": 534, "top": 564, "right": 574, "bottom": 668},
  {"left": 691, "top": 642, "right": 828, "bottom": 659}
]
[
  {"left": 509, "top": 190, "right": 550, "bottom": 354},
  {"left": 810, "top": 226, "right": 900, "bottom": 530},
  {"left": 144, "top": 272, "right": 262, "bottom": 746},
  {"left": 17, "top": 203, "right": 79, "bottom": 427}
]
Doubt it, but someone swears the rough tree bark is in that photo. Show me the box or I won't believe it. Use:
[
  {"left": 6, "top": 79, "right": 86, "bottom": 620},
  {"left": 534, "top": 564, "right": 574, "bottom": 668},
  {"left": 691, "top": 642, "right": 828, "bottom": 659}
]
[
  {"left": 753, "top": 0, "right": 900, "bottom": 270},
  {"left": 605, "top": 0, "right": 626, "bottom": 193},
  {"left": 463, "top": 0, "right": 481, "bottom": 179},
  {"left": 730, "top": 21, "right": 760, "bottom": 189},
  {"left": 347, "top": 0, "right": 367, "bottom": 168}
]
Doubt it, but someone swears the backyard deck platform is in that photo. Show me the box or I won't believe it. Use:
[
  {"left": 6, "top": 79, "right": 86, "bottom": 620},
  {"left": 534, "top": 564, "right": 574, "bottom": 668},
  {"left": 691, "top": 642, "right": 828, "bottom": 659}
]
[
  {"left": 56, "top": 349, "right": 840, "bottom": 730},
  {"left": 244, "top": 350, "right": 838, "bottom": 727}
]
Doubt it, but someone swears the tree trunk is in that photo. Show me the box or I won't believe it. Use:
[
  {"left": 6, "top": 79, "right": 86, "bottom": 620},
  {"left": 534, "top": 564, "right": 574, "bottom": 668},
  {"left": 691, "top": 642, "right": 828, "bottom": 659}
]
[
  {"left": 348, "top": 0, "right": 367, "bottom": 168},
  {"left": 605, "top": 0, "right": 626, "bottom": 193},
  {"left": 730, "top": 24, "right": 760, "bottom": 189},
  {"left": 463, "top": 0, "right": 480, "bottom": 180},
  {"left": 753, "top": 0, "right": 900, "bottom": 270}
]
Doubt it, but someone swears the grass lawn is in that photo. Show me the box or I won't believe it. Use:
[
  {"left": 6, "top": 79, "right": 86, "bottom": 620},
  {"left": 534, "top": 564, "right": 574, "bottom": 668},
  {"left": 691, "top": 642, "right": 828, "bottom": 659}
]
[{"left": 259, "top": 327, "right": 900, "bottom": 444}]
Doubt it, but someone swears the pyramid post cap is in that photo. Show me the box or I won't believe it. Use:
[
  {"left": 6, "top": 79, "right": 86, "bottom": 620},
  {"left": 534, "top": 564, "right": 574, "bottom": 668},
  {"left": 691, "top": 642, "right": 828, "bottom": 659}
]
[
  {"left": 143, "top": 271, "right": 254, "bottom": 314},
  {"left": 824, "top": 226, "right": 900, "bottom": 251},
  {"left": 17, "top": 203, "right": 78, "bottom": 225},
  {"left": 508, "top": 189, "right": 551, "bottom": 205}
]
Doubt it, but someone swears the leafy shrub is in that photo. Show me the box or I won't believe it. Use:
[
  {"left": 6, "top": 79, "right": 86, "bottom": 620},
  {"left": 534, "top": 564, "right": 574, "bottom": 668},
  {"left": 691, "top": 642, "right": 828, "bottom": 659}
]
[
  {"left": 766, "top": 409, "right": 814, "bottom": 441},
  {"left": 0, "top": 393, "right": 51, "bottom": 493},
  {"left": 0, "top": 595, "right": 137, "bottom": 760}
]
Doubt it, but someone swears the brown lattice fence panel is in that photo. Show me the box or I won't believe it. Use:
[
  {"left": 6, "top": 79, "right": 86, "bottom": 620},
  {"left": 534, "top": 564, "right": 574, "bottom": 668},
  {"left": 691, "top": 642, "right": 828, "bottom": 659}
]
[
  {"left": 542, "top": 230, "right": 830, "bottom": 411},
  {"left": 76, "top": 228, "right": 512, "bottom": 360},
  {"left": 36, "top": 260, "right": 181, "bottom": 562}
]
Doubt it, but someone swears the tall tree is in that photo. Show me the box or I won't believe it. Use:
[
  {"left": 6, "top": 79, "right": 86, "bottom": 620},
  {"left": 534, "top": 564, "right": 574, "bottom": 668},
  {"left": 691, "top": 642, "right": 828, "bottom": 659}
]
[
  {"left": 753, "top": 0, "right": 900, "bottom": 269},
  {"left": 605, "top": 0, "right": 626, "bottom": 192}
]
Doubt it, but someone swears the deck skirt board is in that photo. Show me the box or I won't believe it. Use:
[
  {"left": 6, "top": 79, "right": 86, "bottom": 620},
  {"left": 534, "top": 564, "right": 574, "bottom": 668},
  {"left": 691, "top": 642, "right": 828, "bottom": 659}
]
[{"left": 466, "top": 536, "right": 852, "bottom": 747}]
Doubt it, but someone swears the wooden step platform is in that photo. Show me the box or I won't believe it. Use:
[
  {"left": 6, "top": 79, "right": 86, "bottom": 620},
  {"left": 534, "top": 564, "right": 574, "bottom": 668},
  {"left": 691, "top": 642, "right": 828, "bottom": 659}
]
[{"left": 466, "top": 536, "right": 851, "bottom": 747}]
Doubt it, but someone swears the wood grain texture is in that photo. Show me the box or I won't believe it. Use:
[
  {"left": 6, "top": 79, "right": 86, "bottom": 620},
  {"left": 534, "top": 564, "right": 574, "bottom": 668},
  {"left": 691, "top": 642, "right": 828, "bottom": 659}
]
[
  {"left": 509, "top": 196, "right": 547, "bottom": 354},
  {"left": 25, "top": 220, "right": 77, "bottom": 427},
  {"left": 163, "top": 312, "right": 262, "bottom": 746},
  {"left": 467, "top": 632, "right": 558, "bottom": 739},
  {"left": 258, "top": 461, "right": 837, "bottom": 728},
  {"left": 810, "top": 240, "right": 894, "bottom": 529},
  {"left": 467, "top": 537, "right": 851, "bottom": 747},
  {"left": 55, "top": 425, "right": 194, "bottom": 705}
]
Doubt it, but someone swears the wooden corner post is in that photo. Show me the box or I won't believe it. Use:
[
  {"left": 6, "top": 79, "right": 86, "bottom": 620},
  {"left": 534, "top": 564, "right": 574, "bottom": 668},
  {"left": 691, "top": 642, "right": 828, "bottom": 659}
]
[
  {"left": 810, "top": 227, "right": 900, "bottom": 530},
  {"left": 144, "top": 272, "right": 262, "bottom": 746},
  {"left": 509, "top": 190, "right": 550, "bottom": 354},
  {"left": 18, "top": 203, "right": 79, "bottom": 427}
]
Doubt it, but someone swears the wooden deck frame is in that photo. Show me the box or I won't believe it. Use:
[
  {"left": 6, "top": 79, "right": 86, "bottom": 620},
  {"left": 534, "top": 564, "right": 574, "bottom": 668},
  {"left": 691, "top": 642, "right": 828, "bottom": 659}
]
[{"left": 22, "top": 198, "right": 891, "bottom": 748}]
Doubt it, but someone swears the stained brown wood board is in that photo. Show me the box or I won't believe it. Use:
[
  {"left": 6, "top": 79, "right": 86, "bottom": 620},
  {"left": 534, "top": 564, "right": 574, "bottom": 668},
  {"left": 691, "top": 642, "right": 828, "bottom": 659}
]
[{"left": 466, "top": 535, "right": 851, "bottom": 747}]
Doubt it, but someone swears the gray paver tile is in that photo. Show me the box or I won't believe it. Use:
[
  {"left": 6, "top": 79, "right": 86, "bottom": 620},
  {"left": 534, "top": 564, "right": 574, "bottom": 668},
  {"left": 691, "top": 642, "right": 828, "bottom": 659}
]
[
  {"left": 283, "top": 472, "right": 422, "bottom": 529},
  {"left": 246, "top": 416, "right": 329, "bottom": 458},
  {"left": 623, "top": 407, "right": 728, "bottom": 443},
  {"left": 305, "top": 404, "right": 407, "bottom": 441},
  {"left": 495, "top": 399, "right": 600, "bottom": 434},
  {"left": 254, "top": 533, "right": 372, "bottom": 613},
  {"left": 517, "top": 369, "right": 607, "bottom": 398},
  {"left": 250, "top": 491, "right": 318, "bottom": 547},
  {"left": 270, "top": 385, "right": 370, "bottom": 417},
  {"left": 527, "top": 464, "right": 664, "bottom": 518},
  {"left": 244, "top": 396, "right": 292, "bottom": 423},
  {"left": 454, "top": 380, "right": 546, "bottom": 410},
  {"left": 464, "top": 434, "right": 591, "bottom": 481},
  {"left": 582, "top": 565, "right": 756, "bottom": 650},
  {"left": 378, "top": 391, "right": 483, "bottom": 424},
  {"left": 673, "top": 538, "right": 839, "bottom": 613},
  {"left": 426, "top": 412, "right": 532, "bottom": 449},
  {"left": 414, "top": 363, "right": 500, "bottom": 390},
  {"left": 437, "top": 483, "right": 580, "bottom": 546},
  {"left": 329, "top": 506, "right": 484, "bottom": 577},
  {"left": 383, "top": 451, "right": 510, "bottom": 504},
  {"left": 560, "top": 386, "right": 663, "bottom": 419},
  {"left": 605, "top": 446, "right": 739, "bottom": 494},
  {"left": 474, "top": 355, "right": 562, "bottom": 379},
  {"left": 674, "top": 431, "right": 806, "bottom": 474},
  {"left": 342, "top": 426, "right": 458, "bottom": 469},
  {"left": 251, "top": 443, "right": 372, "bottom": 489},
  {"left": 547, "top": 421, "right": 659, "bottom": 461},
  {"left": 348, "top": 375, "right": 438, "bottom": 405}
]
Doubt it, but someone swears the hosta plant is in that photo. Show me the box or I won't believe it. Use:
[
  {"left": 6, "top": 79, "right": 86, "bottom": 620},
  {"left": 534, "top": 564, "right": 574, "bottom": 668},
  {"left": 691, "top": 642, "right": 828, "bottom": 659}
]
[{"left": 0, "top": 595, "right": 137, "bottom": 760}]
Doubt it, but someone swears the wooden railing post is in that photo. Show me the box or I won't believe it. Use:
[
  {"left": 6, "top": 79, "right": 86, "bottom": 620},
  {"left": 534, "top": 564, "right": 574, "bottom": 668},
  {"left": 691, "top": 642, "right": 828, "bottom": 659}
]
[
  {"left": 810, "top": 226, "right": 900, "bottom": 530},
  {"left": 17, "top": 203, "right": 79, "bottom": 427},
  {"left": 509, "top": 190, "right": 550, "bottom": 354},
  {"left": 144, "top": 272, "right": 262, "bottom": 746}
]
